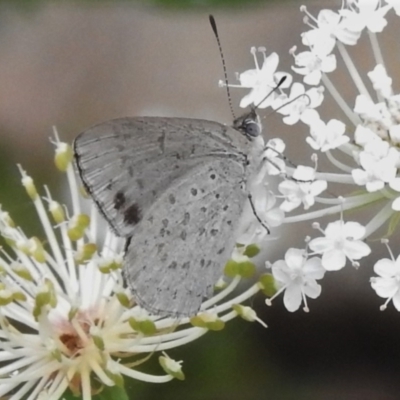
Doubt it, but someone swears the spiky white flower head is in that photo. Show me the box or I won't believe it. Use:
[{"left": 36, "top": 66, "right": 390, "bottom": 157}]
[
  {"left": 0, "top": 133, "right": 268, "bottom": 399},
  {"left": 227, "top": 0, "right": 400, "bottom": 313}
]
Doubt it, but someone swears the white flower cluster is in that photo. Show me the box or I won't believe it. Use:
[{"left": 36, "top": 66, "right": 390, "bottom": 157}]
[
  {"left": 230, "top": 0, "right": 400, "bottom": 313},
  {"left": 0, "top": 134, "right": 265, "bottom": 400}
]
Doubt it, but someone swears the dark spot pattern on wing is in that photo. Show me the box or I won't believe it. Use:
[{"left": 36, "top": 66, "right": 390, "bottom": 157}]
[
  {"left": 180, "top": 230, "right": 187, "bottom": 241},
  {"left": 183, "top": 213, "right": 190, "bottom": 225},
  {"left": 137, "top": 179, "right": 144, "bottom": 189},
  {"left": 168, "top": 261, "right": 177, "bottom": 270},
  {"left": 169, "top": 194, "right": 176, "bottom": 204},
  {"left": 123, "top": 203, "right": 142, "bottom": 225},
  {"left": 114, "top": 192, "right": 126, "bottom": 210}
]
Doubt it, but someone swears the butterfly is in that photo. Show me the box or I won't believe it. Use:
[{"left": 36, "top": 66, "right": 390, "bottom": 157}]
[{"left": 73, "top": 109, "right": 265, "bottom": 317}]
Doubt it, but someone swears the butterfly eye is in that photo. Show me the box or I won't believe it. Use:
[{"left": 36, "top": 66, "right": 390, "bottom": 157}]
[
  {"left": 233, "top": 108, "right": 262, "bottom": 139},
  {"left": 243, "top": 120, "right": 261, "bottom": 137}
]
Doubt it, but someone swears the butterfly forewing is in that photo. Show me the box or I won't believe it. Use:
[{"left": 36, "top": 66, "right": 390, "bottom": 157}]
[{"left": 74, "top": 117, "right": 245, "bottom": 236}]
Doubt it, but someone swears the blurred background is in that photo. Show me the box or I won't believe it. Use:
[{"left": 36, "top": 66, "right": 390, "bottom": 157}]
[{"left": 1, "top": 0, "right": 400, "bottom": 399}]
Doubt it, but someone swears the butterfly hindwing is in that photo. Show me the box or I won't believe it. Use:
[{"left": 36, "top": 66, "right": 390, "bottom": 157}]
[{"left": 123, "top": 158, "right": 246, "bottom": 317}]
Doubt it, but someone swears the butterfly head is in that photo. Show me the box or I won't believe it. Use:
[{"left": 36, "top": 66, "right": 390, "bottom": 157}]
[{"left": 233, "top": 108, "right": 262, "bottom": 140}]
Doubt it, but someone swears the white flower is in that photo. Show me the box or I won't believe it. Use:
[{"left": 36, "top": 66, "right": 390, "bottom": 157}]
[
  {"left": 270, "top": 248, "right": 325, "bottom": 312},
  {"left": 237, "top": 47, "right": 291, "bottom": 109},
  {"left": 353, "top": 95, "right": 393, "bottom": 136},
  {"left": 340, "top": 0, "right": 391, "bottom": 33},
  {"left": 274, "top": 83, "right": 324, "bottom": 125},
  {"left": 368, "top": 64, "right": 393, "bottom": 98},
  {"left": 306, "top": 118, "right": 349, "bottom": 151},
  {"left": 352, "top": 141, "right": 399, "bottom": 192},
  {"left": 371, "top": 254, "right": 400, "bottom": 311},
  {"left": 354, "top": 124, "right": 381, "bottom": 147},
  {"left": 309, "top": 221, "right": 371, "bottom": 271},
  {"left": 279, "top": 166, "right": 327, "bottom": 211},
  {"left": 301, "top": 9, "right": 361, "bottom": 55},
  {"left": 291, "top": 48, "right": 337, "bottom": 85}
]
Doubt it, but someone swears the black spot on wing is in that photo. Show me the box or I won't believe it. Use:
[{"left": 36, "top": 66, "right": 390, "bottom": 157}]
[
  {"left": 114, "top": 192, "right": 126, "bottom": 210},
  {"left": 169, "top": 194, "right": 176, "bottom": 204},
  {"left": 168, "top": 261, "right": 177, "bottom": 270},
  {"left": 123, "top": 203, "right": 142, "bottom": 225},
  {"left": 182, "top": 212, "right": 190, "bottom": 225},
  {"left": 137, "top": 179, "right": 144, "bottom": 189}
]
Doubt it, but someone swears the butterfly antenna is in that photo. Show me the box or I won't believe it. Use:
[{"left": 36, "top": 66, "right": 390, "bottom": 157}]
[
  {"left": 264, "top": 92, "right": 310, "bottom": 119},
  {"left": 209, "top": 15, "right": 236, "bottom": 120},
  {"left": 253, "top": 75, "right": 287, "bottom": 111}
]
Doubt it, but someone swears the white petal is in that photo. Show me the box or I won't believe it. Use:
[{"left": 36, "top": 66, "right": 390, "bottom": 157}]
[
  {"left": 392, "top": 290, "right": 400, "bottom": 311},
  {"left": 343, "top": 240, "right": 371, "bottom": 260},
  {"left": 280, "top": 199, "right": 301, "bottom": 212},
  {"left": 239, "top": 69, "right": 258, "bottom": 87},
  {"left": 304, "top": 70, "right": 322, "bottom": 86},
  {"left": 303, "top": 280, "right": 322, "bottom": 299},
  {"left": 392, "top": 197, "right": 400, "bottom": 211},
  {"left": 272, "top": 260, "right": 291, "bottom": 283},
  {"left": 366, "top": 179, "right": 385, "bottom": 192},
  {"left": 308, "top": 237, "right": 333, "bottom": 253},
  {"left": 389, "top": 177, "right": 400, "bottom": 192},
  {"left": 322, "top": 249, "right": 346, "bottom": 271},
  {"left": 303, "top": 257, "right": 325, "bottom": 280},
  {"left": 352, "top": 168, "right": 368, "bottom": 186},
  {"left": 283, "top": 283, "right": 302, "bottom": 312},
  {"left": 374, "top": 258, "right": 399, "bottom": 278},
  {"left": 343, "top": 222, "right": 366, "bottom": 239},
  {"left": 320, "top": 54, "right": 337, "bottom": 73},
  {"left": 240, "top": 92, "right": 256, "bottom": 109},
  {"left": 285, "top": 248, "right": 306, "bottom": 270},
  {"left": 301, "top": 109, "right": 320, "bottom": 126},
  {"left": 371, "top": 277, "right": 399, "bottom": 298},
  {"left": 310, "top": 180, "right": 328, "bottom": 196}
]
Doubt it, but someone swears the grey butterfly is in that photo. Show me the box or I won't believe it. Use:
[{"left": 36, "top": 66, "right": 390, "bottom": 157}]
[{"left": 73, "top": 109, "right": 265, "bottom": 318}]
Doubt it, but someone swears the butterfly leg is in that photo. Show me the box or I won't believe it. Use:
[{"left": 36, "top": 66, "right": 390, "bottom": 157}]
[{"left": 247, "top": 193, "right": 270, "bottom": 234}]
